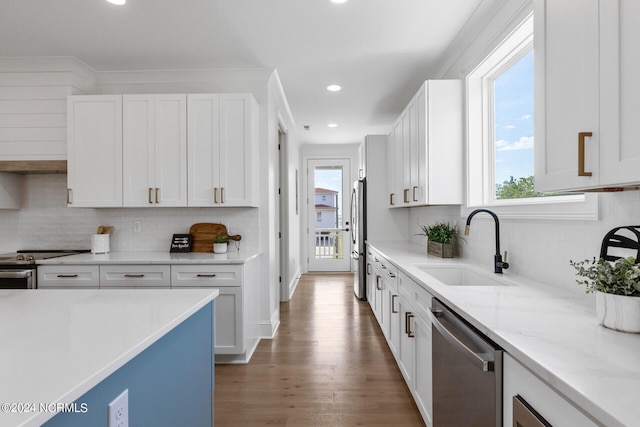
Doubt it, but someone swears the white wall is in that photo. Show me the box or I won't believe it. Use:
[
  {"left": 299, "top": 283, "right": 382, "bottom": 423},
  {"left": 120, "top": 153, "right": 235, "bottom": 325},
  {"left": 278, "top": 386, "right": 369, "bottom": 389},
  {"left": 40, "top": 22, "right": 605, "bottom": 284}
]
[{"left": 0, "top": 57, "right": 95, "bottom": 161}]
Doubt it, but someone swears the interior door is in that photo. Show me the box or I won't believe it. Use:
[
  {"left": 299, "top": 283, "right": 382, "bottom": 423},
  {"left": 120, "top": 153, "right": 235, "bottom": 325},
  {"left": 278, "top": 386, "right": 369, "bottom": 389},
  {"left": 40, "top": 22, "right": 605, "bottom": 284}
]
[{"left": 307, "top": 159, "right": 352, "bottom": 272}]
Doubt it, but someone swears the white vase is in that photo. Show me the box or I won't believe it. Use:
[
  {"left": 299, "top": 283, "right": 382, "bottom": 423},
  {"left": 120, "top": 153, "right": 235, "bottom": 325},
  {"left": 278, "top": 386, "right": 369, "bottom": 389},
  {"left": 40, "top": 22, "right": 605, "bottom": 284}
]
[
  {"left": 595, "top": 291, "right": 640, "bottom": 333},
  {"left": 213, "top": 242, "right": 228, "bottom": 254}
]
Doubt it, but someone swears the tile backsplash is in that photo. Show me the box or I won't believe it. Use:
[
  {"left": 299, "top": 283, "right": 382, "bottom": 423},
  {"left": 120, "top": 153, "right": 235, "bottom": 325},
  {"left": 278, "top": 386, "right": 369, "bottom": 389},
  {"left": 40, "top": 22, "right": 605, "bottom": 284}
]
[
  {"left": 0, "top": 174, "right": 258, "bottom": 253},
  {"left": 409, "top": 192, "right": 640, "bottom": 299}
]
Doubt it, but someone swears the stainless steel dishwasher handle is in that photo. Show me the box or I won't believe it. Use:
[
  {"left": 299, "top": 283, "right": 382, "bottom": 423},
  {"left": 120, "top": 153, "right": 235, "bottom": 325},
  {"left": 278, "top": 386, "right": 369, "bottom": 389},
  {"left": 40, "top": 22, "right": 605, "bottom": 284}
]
[{"left": 428, "top": 308, "right": 495, "bottom": 372}]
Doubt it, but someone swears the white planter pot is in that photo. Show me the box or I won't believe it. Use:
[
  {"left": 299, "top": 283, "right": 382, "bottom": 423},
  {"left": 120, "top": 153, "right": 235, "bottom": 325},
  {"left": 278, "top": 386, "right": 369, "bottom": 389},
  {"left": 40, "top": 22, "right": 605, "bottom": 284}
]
[
  {"left": 595, "top": 291, "right": 640, "bottom": 333},
  {"left": 213, "top": 243, "right": 228, "bottom": 254}
]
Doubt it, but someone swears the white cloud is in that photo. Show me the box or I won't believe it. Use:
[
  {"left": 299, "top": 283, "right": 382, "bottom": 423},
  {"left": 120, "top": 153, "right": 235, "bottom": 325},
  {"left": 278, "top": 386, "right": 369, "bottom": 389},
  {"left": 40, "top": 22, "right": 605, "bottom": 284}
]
[
  {"left": 496, "top": 136, "right": 534, "bottom": 151},
  {"left": 504, "top": 125, "right": 516, "bottom": 129},
  {"left": 518, "top": 114, "right": 532, "bottom": 121}
]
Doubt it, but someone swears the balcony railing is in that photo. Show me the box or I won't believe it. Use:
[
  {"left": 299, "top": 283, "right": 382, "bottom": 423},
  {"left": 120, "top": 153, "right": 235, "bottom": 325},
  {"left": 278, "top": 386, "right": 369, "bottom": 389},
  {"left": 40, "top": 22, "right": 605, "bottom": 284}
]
[{"left": 314, "top": 228, "right": 344, "bottom": 259}]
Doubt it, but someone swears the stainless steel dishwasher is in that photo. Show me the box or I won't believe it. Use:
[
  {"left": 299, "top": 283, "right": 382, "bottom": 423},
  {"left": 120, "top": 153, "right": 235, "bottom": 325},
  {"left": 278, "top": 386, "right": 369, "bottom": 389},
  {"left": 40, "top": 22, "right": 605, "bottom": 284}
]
[{"left": 429, "top": 298, "right": 503, "bottom": 427}]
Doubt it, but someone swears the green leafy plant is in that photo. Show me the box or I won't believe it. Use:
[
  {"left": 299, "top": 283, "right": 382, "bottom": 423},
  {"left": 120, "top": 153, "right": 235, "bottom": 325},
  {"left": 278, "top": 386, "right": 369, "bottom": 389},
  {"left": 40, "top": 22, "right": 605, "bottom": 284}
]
[
  {"left": 570, "top": 257, "right": 640, "bottom": 296},
  {"left": 213, "top": 235, "right": 229, "bottom": 244},
  {"left": 417, "top": 222, "right": 458, "bottom": 244}
]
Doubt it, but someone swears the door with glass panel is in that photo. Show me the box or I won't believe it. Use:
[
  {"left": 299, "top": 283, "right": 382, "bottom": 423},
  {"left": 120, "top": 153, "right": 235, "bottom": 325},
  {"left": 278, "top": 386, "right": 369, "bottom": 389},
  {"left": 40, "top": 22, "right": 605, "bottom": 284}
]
[{"left": 307, "top": 159, "right": 352, "bottom": 272}]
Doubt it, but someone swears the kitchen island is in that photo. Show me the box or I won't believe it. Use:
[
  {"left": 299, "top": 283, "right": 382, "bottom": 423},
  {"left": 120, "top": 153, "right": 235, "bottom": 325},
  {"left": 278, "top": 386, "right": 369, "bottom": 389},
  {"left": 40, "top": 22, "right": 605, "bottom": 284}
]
[
  {"left": 368, "top": 240, "right": 640, "bottom": 427},
  {"left": 0, "top": 288, "right": 218, "bottom": 427}
]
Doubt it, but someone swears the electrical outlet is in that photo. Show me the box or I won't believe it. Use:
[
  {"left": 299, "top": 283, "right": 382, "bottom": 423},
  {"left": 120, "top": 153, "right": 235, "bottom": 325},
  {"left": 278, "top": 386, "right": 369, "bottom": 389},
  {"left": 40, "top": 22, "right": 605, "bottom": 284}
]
[
  {"left": 133, "top": 220, "right": 142, "bottom": 233},
  {"left": 108, "top": 389, "right": 129, "bottom": 427}
]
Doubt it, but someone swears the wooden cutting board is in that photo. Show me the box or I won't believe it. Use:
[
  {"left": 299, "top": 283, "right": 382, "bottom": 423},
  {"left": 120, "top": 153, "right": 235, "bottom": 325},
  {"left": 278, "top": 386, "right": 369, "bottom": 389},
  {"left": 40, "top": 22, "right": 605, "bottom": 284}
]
[{"left": 189, "top": 223, "right": 242, "bottom": 252}]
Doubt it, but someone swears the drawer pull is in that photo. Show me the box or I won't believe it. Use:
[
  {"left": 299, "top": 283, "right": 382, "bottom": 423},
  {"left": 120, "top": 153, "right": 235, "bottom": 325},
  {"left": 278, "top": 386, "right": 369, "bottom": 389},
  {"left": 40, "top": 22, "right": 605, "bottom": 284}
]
[
  {"left": 124, "top": 274, "right": 144, "bottom": 278},
  {"left": 196, "top": 274, "right": 217, "bottom": 278},
  {"left": 391, "top": 295, "right": 398, "bottom": 313},
  {"left": 57, "top": 274, "right": 78, "bottom": 278}
]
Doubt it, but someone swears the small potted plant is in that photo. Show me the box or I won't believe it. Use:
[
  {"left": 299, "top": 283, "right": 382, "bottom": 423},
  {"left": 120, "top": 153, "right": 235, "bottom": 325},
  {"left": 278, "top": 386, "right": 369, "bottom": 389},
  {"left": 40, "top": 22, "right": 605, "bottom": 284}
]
[
  {"left": 418, "top": 221, "right": 458, "bottom": 258},
  {"left": 213, "top": 235, "right": 229, "bottom": 254},
  {"left": 570, "top": 257, "right": 640, "bottom": 332}
]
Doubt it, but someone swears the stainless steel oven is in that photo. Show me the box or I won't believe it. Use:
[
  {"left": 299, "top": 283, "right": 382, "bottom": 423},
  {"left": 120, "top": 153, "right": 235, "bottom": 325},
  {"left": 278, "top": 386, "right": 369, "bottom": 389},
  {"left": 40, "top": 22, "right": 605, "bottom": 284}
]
[
  {"left": 0, "top": 250, "right": 89, "bottom": 289},
  {"left": 0, "top": 266, "right": 35, "bottom": 289}
]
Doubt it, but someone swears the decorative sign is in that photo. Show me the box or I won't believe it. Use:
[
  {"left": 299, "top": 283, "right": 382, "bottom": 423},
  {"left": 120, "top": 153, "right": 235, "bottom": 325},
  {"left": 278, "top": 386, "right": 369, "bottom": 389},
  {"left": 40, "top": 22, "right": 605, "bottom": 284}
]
[{"left": 170, "top": 234, "right": 193, "bottom": 252}]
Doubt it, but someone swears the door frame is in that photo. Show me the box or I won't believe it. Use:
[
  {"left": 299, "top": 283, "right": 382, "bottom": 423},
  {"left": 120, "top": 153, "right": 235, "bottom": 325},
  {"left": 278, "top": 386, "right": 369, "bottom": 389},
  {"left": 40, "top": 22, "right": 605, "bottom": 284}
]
[{"left": 306, "top": 158, "right": 352, "bottom": 272}]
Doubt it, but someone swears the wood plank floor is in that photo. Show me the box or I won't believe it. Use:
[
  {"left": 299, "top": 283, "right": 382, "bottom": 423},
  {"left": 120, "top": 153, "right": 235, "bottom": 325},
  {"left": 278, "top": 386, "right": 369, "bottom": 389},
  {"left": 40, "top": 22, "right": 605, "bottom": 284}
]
[{"left": 214, "top": 273, "right": 425, "bottom": 426}]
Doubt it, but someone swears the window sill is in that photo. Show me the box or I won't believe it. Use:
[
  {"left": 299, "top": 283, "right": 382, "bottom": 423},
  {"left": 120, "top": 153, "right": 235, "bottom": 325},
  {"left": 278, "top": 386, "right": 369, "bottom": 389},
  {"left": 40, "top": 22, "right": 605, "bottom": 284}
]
[{"left": 461, "top": 193, "right": 598, "bottom": 220}]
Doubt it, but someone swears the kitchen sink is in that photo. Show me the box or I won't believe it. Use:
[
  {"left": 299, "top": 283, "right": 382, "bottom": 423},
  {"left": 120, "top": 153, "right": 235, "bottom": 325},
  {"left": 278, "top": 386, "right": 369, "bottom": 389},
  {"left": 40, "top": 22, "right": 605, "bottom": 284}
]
[{"left": 414, "top": 265, "right": 512, "bottom": 286}]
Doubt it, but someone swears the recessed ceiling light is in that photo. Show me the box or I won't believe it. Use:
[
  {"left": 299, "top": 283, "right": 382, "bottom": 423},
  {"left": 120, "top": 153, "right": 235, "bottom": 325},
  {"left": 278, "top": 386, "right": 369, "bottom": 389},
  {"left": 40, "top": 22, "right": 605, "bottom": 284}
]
[
  {"left": 331, "top": 0, "right": 348, "bottom": 3},
  {"left": 106, "top": 0, "right": 126, "bottom": 5},
  {"left": 328, "top": 123, "right": 338, "bottom": 128},
  {"left": 326, "top": 84, "right": 342, "bottom": 92}
]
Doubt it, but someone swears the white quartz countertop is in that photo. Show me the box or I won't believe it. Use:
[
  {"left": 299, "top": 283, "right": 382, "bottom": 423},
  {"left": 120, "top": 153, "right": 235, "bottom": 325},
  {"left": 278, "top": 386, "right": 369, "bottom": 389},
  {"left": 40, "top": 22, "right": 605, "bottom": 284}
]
[
  {"left": 0, "top": 288, "right": 219, "bottom": 427},
  {"left": 37, "top": 250, "right": 260, "bottom": 265},
  {"left": 368, "top": 240, "right": 640, "bottom": 427}
]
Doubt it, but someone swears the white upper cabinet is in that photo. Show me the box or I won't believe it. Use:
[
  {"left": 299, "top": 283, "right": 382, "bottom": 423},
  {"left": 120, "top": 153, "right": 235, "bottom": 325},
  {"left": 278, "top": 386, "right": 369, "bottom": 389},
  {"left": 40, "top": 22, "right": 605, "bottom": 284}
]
[
  {"left": 534, "top": 0, "right": 640, "bottom": 192},
  {"left": 67, "top": 95, "right": 123, "bottom": 207},
  {"left": 123, "top": 94, "right": 187, "bottom": 207},
  {"left": 389, "top": 80, "right": 463, "bottom": 207},
  {"left": 68, "top": 92, "right": 258, "bottom": 208},
  {"left": 188, "top": 94, "right": 258, "bottom": 207}
]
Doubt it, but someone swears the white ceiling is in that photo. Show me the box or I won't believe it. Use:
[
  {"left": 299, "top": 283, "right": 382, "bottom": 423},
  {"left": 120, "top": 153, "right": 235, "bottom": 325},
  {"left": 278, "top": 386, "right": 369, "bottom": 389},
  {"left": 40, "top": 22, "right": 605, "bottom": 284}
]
[{"left": 0, "top": 0, "right": 491, "bottom": 145}]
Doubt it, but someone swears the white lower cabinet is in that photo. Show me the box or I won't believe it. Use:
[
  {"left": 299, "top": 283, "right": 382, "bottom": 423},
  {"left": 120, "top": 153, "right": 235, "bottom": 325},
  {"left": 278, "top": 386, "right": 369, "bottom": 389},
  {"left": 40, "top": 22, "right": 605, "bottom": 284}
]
[
  {"left": 503, "top": 353, "right": 598, "bottom": 427},
  {"left": 170, "top": 264, "right": 245, "bottom": 357},
  {"left": 37, "top": 265, "right": 100, "bottom": 288},
  {"left": 412, "top": 313, "right": 432, "bottom": 425},
  {"left": 367, "top": 246, "right": 433, "bottom": 427},
  {"left": 170, "top": 261, "right": 260, "bottom": 364}
]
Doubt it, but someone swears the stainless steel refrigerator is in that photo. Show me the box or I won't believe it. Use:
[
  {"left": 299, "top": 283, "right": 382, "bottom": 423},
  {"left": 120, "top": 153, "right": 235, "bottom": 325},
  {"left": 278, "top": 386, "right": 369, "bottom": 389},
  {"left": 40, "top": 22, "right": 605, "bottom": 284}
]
[
  {"left": 351, "top": 178, "right": 366, "bottom": 299},
  {"left": 351, "top": 135, "right": 409, "bottom": 301}
]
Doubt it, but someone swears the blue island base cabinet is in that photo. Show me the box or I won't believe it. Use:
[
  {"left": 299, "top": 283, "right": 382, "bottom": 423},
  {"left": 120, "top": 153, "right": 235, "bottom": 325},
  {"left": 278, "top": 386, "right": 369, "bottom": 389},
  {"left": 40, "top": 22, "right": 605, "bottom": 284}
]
[{"left": 44, "top": 302, "right": 214, "bottom": 427}]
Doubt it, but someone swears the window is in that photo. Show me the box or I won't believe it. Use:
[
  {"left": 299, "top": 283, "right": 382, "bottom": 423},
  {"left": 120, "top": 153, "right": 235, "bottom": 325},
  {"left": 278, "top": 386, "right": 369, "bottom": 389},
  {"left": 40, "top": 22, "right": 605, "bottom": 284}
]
[
  {"left": 493, "top": 50, "right": 536, "bottom": 200},
  {"left": 316, "top": 212, "right": 321, "bottom": 222},
  {"left": 465, "top": 12, "right": 597, "bottom": 219}
]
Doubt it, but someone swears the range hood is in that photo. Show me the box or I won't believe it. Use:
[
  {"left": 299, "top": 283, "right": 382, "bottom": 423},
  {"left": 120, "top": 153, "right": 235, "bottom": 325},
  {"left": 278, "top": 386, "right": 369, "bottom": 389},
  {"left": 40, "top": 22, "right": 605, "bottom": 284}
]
[{"left": 0, "top": 161, "right": 67, "bottom": 174}]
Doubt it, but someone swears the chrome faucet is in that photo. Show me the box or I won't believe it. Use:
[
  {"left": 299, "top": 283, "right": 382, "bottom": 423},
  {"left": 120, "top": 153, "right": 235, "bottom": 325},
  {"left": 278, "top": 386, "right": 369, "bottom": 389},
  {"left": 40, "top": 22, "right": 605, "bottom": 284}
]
[{"left": 464, "top": 208, "right": 509, "bottom": 274}]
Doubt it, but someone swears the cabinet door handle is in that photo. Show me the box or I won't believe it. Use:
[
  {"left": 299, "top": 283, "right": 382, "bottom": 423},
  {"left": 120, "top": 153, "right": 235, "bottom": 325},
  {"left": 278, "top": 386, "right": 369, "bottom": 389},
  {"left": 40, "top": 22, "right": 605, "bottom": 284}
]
[
  {"left": 57, "top": 274, "right": 78, "bottom": 278},
  {"left": 220, "top": 187, "right": 225, "bottom": 203},
  {"left": 405, "top": 312, "right": 414, "bottom": 337},
  {"left": 389, "top": 193, "right": 395, "bottom": 206},
  {"left": 578, "top": 132, "right": 593, "bottom": 177},
  {"left": 403, "top": 189, "right": 410, "bottom": 203},
  {"left": 155, "top": 188, "right": 160, "bottom": 204},
  {"left": 196, "top": 274, "right": 217, "bottom": 278},
  {"left": 376, "top": 275, "right": 383, "bottom": 290},
  {"left": 148, "top": 188, "right": 153, "bottom": 204},
  {"left": 366, "top": 263, "right": 372, "bottom": 275},
  {"left": 214, "top": 187, "right": 218, "bottom": 203},
  {"left": 124, "top": 274, "right": 144, "bottom": 278},
  {"left": 412, "top": 186, "right": 418, "bottom": 202},
  {"left": 66, "top": 188, "right": 72, "bottom": 204},
  {"left": 391, "top": 295, "right": 398, "bottom": 313}
]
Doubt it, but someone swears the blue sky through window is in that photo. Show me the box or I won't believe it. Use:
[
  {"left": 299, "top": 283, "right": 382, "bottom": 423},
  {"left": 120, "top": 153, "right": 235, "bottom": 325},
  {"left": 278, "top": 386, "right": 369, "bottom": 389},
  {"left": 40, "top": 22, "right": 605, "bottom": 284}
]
[{"left": 493, "top": 49, "right": 534, "bottom": 187}]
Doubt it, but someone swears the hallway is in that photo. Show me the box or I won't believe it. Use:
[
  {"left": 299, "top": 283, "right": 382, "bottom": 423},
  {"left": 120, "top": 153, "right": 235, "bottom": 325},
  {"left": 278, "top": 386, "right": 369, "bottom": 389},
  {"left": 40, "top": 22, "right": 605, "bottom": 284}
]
[{"left": 214, "top": 273, "right": 424, "bottom": 426}]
